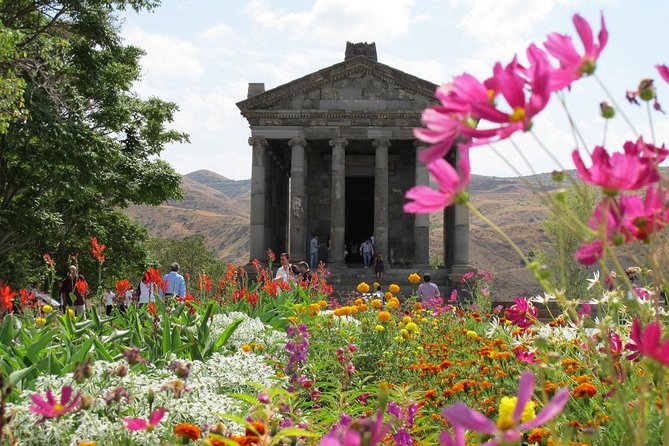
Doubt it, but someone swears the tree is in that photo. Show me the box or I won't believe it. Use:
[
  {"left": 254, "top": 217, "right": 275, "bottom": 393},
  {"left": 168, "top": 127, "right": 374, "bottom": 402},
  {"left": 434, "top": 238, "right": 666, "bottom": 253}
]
[
  {"left": 147, "top": 236, "right": 227, "bottom": 282},
  {"left": 0, "top": 0, "right": 187, "bottom": 288},
  {"left": 535, "top": 184, "right": 599, "bottom": 300}
]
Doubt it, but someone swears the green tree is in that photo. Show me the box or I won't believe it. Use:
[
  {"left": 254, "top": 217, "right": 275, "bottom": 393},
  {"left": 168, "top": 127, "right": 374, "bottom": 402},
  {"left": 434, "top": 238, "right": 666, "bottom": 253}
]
[
  {"left": 0, "top": 0, "right": 187, "bottom": 288},
  {"left": 147, "top": 236, "right": 227, "bottom": 283},
  {"left": 535, "top": 184, "right": 599, "bottom": 300}
]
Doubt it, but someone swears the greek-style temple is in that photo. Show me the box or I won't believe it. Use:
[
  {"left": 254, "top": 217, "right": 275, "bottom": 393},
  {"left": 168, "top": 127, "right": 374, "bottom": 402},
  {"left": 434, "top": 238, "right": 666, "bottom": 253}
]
[{"left": 237, "top": 42, "right": 470, "bottom": 287}]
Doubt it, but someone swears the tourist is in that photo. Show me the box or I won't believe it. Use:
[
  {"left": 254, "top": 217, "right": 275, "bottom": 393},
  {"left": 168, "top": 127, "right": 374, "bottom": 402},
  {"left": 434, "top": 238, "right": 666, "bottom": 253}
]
[
  {"left": 162, "top": 262, "right": 186, "bottom": 303},
  {"left": 374, "top": 285, "right": 384, "bottom": 301},
  {"left": 360, "top": 239, "right": 374, "bottom": 268},
  {"left": 418, "top": 274, "right": 440, "bottom": 302},
  {"left": 373, "top": 252, "right": 385, "bottom": 281},
  {"left": 59, "top": 265, "right": 88, "bottom": 316},
  {"left": 298, "top": 261, "right": 312, "bottom": 284},
  {"left": 289, "top": 264, "right": 301, "bottom": 283},
  {"left": 309, "top": 235, "right": 319, "bottom": 269},
  {"left": 104, "top": 288, "right": 115, "bottom": 316},
  {"left": 138, "top": 271, "right": 156, "bottom": 308},
  {"left": 122, "top": 285, "right": 133, "bottom": 313},
  {"left": 275, "top": 252, "right": 292, "bottom": 283}
]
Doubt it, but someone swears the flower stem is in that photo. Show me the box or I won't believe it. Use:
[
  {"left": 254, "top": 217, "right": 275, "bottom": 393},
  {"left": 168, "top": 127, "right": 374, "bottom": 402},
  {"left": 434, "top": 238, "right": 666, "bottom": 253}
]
[
  {"left": 466, "top": 202, "right": 528, "bottom": 265},
  {"left": 647, "top": 101, "right": 656, "bottom": 145}
]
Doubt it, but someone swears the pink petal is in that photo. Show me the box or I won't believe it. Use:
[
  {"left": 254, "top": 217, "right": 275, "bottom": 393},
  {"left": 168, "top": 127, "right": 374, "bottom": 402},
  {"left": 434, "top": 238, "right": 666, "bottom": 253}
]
[
  {"left": 428, "top": 158, "right": 459, "bottom": 191},
  {"left": 46, "top": 389, "right": 56, "bottom": 406},
  {"left": 404, "top": 186, "right": 450, "bottom": 214},
  {"left": 642, "top": 322, "right": 662, "bottom": 354},
  {"left": 596, "top": 12, "right": 608, "bottom": 57},
  {"left": 513, "top": 371, "right": 535, "bottom": 423},
  {"left": 518, "top": 388, "right": 570, "bottom": 430},
  {"left": 657, "top": 65, "right": 669, "bottom": 84},
  {"left": 60, "top": 386, "right": 72, "bottom": 406},
  {"left": 149, "top": 407, "right": 167, "bottom": 425},
  {"left": 123, "top": 417, "right": 148, "bottom": 431},
  {"left": 441, "top": 402, "right": 497, "bottom": 434},
  {"left": 573, "top": 14, "right": 594, "bottom": 56},
  {"left": 575, "top": 240, "right": 603, "bottom": 266},
  {"left": 438, "top": 425, "right": 466, "bottom": 446},
  {"left": 544, "top": 33, "right": 581, "bottom": 67}
]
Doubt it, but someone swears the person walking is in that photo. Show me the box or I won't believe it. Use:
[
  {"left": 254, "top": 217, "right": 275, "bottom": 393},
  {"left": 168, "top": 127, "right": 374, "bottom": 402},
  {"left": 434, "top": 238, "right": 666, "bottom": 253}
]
[
  {"left": 59, "top": 265, "right": 88, "bottom": 316},
  {"left": 360, "top": 239, "right": 374, "bottom": 268},
  {"left": 373, "top": 252, "right": 385, "bottom": 281},
  {"left": 138, "top": 271, "right": 156, "bottom": 308},
  {"left": 309, "top": 235, "right": 319, "bottom": 269},
  {"left": 418, "top": 274, "right": 440, "bottom": 302},
  {"left": 104, "top": 288, "right": 115, "bottom": 316},
  {"left": 162, "top": 262, "right": 187, "bottom": 304}
]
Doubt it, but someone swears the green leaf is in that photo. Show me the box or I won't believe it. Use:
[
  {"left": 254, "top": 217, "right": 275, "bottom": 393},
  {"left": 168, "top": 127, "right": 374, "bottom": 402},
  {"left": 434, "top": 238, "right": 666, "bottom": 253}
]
[
  {"left": 26, "top": 329, "right": 55, "bottom": 363},
  {"left": 270, "top": 427, "right": 318, "bottom": 445},
  {"left": 161, "top": 316, "right": 171, "bottom": 356},
  {"left": 8, "top": 365, "right": 35, "bottom": 387},
  {"left": 65, "top": 337, "right": 94, "bottom": 372},
  {"left": 212, "top": 317, "right": 244, "bottom": 352},
  {"left": 102, "top": 329, "right": 131, "bottom": 344},
  {"left": 93, "top": 337, "right": 114, "bottom": 361},
  {"left": 228, "top": 392, "right": 261, "bottom": 405},
  {"left": 0, "top": 314, "right": 16, "bottom": 344}
]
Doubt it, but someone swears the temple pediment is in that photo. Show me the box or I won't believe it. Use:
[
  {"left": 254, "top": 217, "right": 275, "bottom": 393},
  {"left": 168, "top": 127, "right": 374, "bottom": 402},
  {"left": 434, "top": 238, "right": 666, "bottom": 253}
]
[{"left": 236, "top": 56, "right": 438, "bottom": 116}]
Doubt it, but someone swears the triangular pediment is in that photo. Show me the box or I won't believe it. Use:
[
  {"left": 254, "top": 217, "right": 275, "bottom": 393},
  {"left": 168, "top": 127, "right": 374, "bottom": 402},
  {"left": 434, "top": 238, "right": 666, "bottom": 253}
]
[{"left": 237, "top": 56, "right": 438, "bottom": 114}]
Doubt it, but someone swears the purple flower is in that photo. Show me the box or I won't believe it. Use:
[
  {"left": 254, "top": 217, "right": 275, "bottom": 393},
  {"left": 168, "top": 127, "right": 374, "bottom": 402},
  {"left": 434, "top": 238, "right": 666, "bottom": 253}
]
[
  {"left": 321, "top": 411, "right": 390, "bottom": 446},
  {"left": 439, "top": 371, "right": 569, "bottom": 445}
]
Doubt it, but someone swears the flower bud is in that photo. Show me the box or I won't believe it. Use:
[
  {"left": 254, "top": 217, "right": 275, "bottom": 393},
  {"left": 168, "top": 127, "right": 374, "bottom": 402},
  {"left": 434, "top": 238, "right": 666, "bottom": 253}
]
[
  {"left": 79, "top": 395, "right": 94, "bottom": 410},
  {"left": 600, "top": 101, "right": 615, "bottom": 118},
  {"left": 638, "top": 79, "right": 656, "bottom": 101},
  {"left": 42, "top": 305, "right": 53, "bottom": 314},
  {"left": 147, "top": 388, "right": 155, "bottom": 406},
  {"left": 35, "top": 317, "right": 46, "bottom": 327}
]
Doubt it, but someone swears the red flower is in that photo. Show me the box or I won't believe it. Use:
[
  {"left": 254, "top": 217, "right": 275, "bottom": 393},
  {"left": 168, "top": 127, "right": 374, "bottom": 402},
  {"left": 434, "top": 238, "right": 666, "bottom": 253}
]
[
  {"left": 246, "top": 292, "right": 259, "bottom": 307},
  {"left": 148, "top": 302, "right": 156, "bottom": 316},
  {"left": 91, "top": 237, "right": 106, "bottom": 264},
  {"left": 625, "top": 318, "right": 669, "bottom": 366},
  {"left": 42, "top": 253, "right": 55, "bottom": 268},
  {"left": 144, "top": 267, "right": 163, "bottom": 288},
  {"left": 0, "top": 282, "right": 16, "bottom": 313},
  {"left": 75, "top": 278, "right": 88, "bottom": 296},
  {"left": 505, "top": 297, "right": 537, "bottom": 328},
  {"left": 176, "top": 294, "right": 196, "bottom": 314},
  {"left": 19, "top": 289, "right": 36, "bottom": 309},
  {"left": 116, "top": 279, "right": 131, "bottom": 297},
  {"left": 198, "top": 273, "right": 212, "bottom": 292}
]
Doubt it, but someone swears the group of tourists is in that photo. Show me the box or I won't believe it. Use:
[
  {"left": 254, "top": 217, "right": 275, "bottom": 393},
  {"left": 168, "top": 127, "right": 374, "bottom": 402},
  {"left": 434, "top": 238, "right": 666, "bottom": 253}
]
[
  {"left": 275, "top": 253, "right": 315, "bottom": 285},
  {"left": 56, "top": 262, "right": 188, "bottom": 317}
]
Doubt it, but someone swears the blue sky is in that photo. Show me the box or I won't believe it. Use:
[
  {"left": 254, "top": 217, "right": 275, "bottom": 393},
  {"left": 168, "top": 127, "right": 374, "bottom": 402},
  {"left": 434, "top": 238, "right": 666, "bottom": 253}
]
[{"left": 121, "top": 0, "right": 669, "bottom": 180}]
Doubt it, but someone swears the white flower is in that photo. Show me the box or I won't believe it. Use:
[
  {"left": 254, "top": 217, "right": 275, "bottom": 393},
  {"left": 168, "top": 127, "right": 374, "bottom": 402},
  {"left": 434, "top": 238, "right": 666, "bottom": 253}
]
[{"left": 586, "top": 271, "right": 600, "bottom": 290}]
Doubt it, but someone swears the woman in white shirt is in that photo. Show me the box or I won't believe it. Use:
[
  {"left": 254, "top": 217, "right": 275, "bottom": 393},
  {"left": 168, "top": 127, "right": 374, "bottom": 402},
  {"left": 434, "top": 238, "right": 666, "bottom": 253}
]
[
  {"left": 138, "top": 278, "right": 155, "bottom": 307},
  {"left": 104, "top": 289, "right": 115, "bottom": 316}
]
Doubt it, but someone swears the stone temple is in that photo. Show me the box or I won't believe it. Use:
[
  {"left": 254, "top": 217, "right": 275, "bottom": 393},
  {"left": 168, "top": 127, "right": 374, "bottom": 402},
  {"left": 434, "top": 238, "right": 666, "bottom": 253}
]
[{"left": 237, "top": 42, "right": 470, "bottom": 290}]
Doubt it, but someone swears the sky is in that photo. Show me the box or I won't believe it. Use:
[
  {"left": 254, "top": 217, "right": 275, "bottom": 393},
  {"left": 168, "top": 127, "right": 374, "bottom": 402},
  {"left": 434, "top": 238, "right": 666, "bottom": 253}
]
[{"left": 120, "top": 0, "right": 669, "bottom": 180}]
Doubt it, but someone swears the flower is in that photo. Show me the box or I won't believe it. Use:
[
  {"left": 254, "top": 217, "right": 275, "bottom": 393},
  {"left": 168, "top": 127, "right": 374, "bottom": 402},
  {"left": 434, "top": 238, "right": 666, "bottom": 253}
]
[
  {"left": 321, "top": 411, "right": 390, "bottom": 446},
  {"left": 543, "top": 12, "right": 608, "bottom": 90},
  {"left": 572, "top": 145, "right": 660, "bottom": 192},
  {"left": 575, "top": 240, "right": 604, "bottom": 266},
  {"left": 42, "top": 304, "right": 53, "bottom": 314},
  {"left": 408, "top": 273, "right": 421, "bottom": 284},
  {"left": 35, "top": 317, "right": 46, "bottom": 327},
  {"left": 175, "top": 423, "right": 201, "bottom": 440},
  {"left": 440, "top": 371, "right": 569, "bottom": 445},
  {"left": 625, "top": 318, "right": 669, "bottom": 366},
  {"left": 0, "top": 282, "right": 16, "bottom": 313},
  {"left": 90, "top": 237, "right": 105, "bottom": 264},
  {"left": 389, "top": 284, "right": 400, "bottom": 293},
  {"left": 357, "top": 282, "right": 370, "bottom": 293},
  {"left": 378, "top": 311, "right": 391, "bottom": 322},
  {"left": 505, "top": 297, "right": 538, "bottom": 328},
  {"left": 572, "top": 383, "right": 597, "bottom": 398},
  {"left": 75, "top": 278, "right": 88, "bottom": 296},
  {"left": 404, "top": 147, "right": 470, "bottom": 213},
  {"left": 29, "top": 385, "right": 81, "bottom": 419},
  {"left": 123, "top": 407, "right": 167, "bottom": 431}
]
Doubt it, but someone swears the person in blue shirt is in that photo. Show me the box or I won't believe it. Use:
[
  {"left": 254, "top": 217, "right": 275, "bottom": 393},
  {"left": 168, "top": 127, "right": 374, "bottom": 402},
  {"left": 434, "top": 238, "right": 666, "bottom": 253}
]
[{"left": 161, "top": 262, "right": 186, "bottom": 304}]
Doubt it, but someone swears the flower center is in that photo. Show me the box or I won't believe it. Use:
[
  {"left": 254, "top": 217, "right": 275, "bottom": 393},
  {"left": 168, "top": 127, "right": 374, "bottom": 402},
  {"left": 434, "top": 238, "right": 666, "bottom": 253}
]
[
  {"left": 54, "top": 403, "right": 64, "bottom": 412},
  {"left": 579, "top": 58, "right": 596, "bottom": 76},
  {"left": 496, "top": 396, "right": 536, "bottom": 431},
  {"left": 509, "top": 107, "right": 526, "bottom": 122}
]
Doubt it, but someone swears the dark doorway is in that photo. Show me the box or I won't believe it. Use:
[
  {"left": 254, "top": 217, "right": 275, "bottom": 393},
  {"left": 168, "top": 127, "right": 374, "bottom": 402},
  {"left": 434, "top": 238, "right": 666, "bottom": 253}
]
[{"left": 345, "top": 177, "right": 374, "bottom": 264}]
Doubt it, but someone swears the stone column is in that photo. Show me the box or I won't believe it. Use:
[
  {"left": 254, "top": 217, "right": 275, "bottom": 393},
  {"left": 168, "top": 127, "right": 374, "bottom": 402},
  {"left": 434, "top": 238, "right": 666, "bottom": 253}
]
[
  {"left": 249, "top": 136, "right": 268, "bottom": 261},
  {"left": 289, "top": 137, "right": 307, "bottom": 260},
  {"left": 414, "top": 144, "right": 430, "bottom": 266},
  {"left": 373, "top": 138, "right": 390, "bottom": 262},
  {"left": 329, "top": 138, "right": 348, "bottom": 264},
  {"left": 443, "top": 150, "right": 470, "bottom": 272}
]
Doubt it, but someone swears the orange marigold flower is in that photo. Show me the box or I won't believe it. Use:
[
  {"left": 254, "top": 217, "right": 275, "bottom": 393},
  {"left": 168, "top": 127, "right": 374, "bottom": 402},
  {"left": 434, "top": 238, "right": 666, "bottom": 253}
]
[
  {"left": 389, "top": 284, "right": 400, "bottom": 293},
  {"left": 527, "top": 428, "right": 551, "bottom": 443},
  {"left": 378, "top": 311, "right": 391, "bottom": 322},
  {"left": 229, "top": 435, "right": 260, "bottom": 446},
  {"left": 572, "top": 383, "right": 597, "bottom": 398},
  {"left": 544, "top": 382, "right": 556, "bottom": 396},
  {"left": 575, "top": 375, "right": 591, "bottom": 384},
  {"left": 175, "top": 423, "right": 201, "bottom": 440},
  {"left": 245, "top": 421, "right": 266, "bottom": 437},
  {"left": 78, "top": 443, "right": 98, "bottom": 446}
]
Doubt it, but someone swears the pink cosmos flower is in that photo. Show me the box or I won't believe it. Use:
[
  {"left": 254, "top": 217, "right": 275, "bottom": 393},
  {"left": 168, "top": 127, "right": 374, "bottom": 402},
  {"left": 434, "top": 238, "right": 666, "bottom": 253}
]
[
  {"left": 544, "top": 12, "right": 608, "bottom": 91},
  {"left": 625, "top": 318, "right": 669, "bottom": 366},
  {"left": 404, "top": 148, "right": 470, "bottom": 213},
  {"left": 572, "top": 145, "right": 660, "bottom": 192},
  {"left": 515, "top": 348, "right": 540, "bottom": 364},
  {"left": 657, "top": 64, "right": 669, "bottom": 84},
  {"left": 123, "top": 407, "right": 167, "bottom": 431},
  {"left": 575, "top": 240, "right": 604, "bottom": 266},
  {"left": 30, "top": 385, "right": 81, "bottom": 419},
  {"left": 619, "top": 186, "right": 669, "bottom": 241},
  {"left": 440, "top": 371, "right": 569, "bottom": 446},
  {"left": 321, "top": 411, "right": 389, "bottom": 446},
  {"left": 505, "top": 297, "right": 538, "bottom": 328},
  {"left": 623, "top": 137, "right": 669, "bottom": 163},
  {"left": 577, "top": 303, "right": 591, "bottom": 318}
]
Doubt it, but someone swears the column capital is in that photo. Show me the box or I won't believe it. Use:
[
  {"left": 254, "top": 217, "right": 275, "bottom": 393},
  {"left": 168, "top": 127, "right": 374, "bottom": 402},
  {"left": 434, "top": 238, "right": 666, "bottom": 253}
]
[
  {"left": 248, "top": 136, "right": 268, "bottom": 148},
  {"left": 329, "top": 137, "right": 348, "bottom": 149},
  {"left": 373, "top": 138, "right": 391, "bottom": 148},
  {"left": 288, "top": 137, "right": 307, "bottom": 148}
]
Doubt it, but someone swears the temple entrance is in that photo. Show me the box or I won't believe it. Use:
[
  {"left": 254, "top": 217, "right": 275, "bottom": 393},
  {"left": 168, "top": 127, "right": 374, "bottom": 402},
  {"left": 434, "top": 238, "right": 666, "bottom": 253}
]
[{"left": 345, "top": 176, "right": 374, "bottom": 264}]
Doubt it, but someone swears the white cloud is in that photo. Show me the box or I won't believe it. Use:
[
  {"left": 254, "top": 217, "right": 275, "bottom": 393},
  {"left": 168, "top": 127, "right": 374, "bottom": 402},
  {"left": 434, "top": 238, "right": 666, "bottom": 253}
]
[{"left": 244, "top": 0, "right": 417, "bottom": 43}]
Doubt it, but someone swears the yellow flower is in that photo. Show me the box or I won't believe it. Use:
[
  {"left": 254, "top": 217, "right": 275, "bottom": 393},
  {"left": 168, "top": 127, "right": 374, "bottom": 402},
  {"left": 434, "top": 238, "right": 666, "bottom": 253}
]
[
  {"left": 497, "top": 396, "right": 536, "bottom": 430},
  {"left": 374, "top": 324, "right": 385, "bottom": 332},
  {"left": 400, "top": 329, "right": 410, "bottom": 339},
  {"left": 406, "top": 322, "right": 418, "bottom": 332},
  {"left": 42, "top": 304, "right": 53, "bottom": 314},
  {"left": 371, "top": 299, "right": 382, "bottom": 309},
  {"left": 357, "top": 282, "right": 370, "bottom": 293},
  {"left": 386, "top": 298, "right": 400, "bottom": 310},
  {"left": 402, "top": 316, "right": 412, "bottom": 324},
  {"left": 35, "top": 317, "right": 46, "bottom": 327},
  {"left": 408, "top": 273, "right": 421, "bottom": 284},
  {"left": 378, "top": 311, "right": 391, "bottom": 322},
  {"left": 466, "top": 330, "right": 478, "bottom": 338},
  {"left": 241, "top": 344, "right": 252, "bottom": 353},
  {"left": 373, "top": 282, "right": 380, "bottom": 288},
  {"left": 318, "top": 300, "right": 328, "bottom": 308},
  {"left": 288, "top": 316, "right": 299, "bottom": 324},
  {"left": 389, "top": 284, "right": 400, "bottom": 293},
  {"left": 354, "top": 298, "right": 363, "bottom": 306},
  {"left": 385, "top": 292, "right": 394, "bottom": 301},
  {"left": 67, "top": 308, "right": 75, "bottom": 318}
]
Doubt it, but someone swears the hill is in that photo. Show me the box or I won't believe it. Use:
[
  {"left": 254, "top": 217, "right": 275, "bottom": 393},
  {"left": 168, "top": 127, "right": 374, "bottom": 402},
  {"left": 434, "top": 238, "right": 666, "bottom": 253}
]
[{"left": 125, "top": 169, "right": 566, "bottom": 300}]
